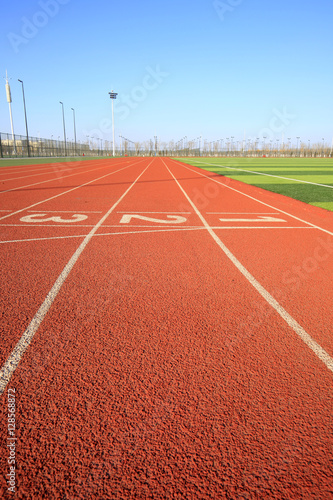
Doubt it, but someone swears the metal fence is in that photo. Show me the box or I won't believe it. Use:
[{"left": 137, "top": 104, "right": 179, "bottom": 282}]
[{"left": 1, "top": 132, "right": 332, "bottom": 158}]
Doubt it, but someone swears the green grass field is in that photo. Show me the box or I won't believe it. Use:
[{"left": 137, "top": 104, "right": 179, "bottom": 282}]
[{"left": 176, "top": 157, "right": 333, "bottom": 212}]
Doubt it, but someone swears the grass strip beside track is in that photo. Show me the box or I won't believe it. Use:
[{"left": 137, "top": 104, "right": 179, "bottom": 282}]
[
  {"left": 175, "top": 157, "right": 333, "bottom": 212},
  {"left": 0, "top": 156, "right": 122, "bottom": 167}
]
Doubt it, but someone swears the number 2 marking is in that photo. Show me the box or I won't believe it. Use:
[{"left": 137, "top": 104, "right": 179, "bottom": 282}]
[
  {"left": 20, "top": 214, "right": 88, "bottom": 223},
  {"left": 119, "top": 214, "right": 187, "bottom": 224}
]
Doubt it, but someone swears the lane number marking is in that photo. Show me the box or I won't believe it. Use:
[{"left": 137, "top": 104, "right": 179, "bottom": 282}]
[
  {"left": 119, "top": 214, "right": 188, "bottom": 224},
  {"left": 218, "top": 216, "right": 286, "bottom": 223},
  {"left": 20, "top": 214, "right": 88, "bottom": 223}
]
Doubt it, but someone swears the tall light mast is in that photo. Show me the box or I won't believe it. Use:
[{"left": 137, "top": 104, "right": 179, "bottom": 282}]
[
  {"left": 109, "top": 90, "right": 118, "bottom": 156},
  {"left": 5, "top": 70, "right": 16, "bottom": 154}
]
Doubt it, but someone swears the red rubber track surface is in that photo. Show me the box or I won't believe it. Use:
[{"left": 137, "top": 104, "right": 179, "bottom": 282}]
[{"left": 0, "top": 157, "right": 332, "bottom": 499}]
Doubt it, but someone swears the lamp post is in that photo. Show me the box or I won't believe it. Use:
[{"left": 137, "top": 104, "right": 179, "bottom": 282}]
[
  {"left": 109, "top": 90, "right": 118, "bottom": 156},
  {"left": 220, "top": 138, "right": 224, "bottom": 156},
  {"left": 71, "top": 108, "right": 77, "bottom": 156},
  {"left": 296, "top": 137, "right": 300, "bottom": 157},
  {"left": 18, "top": 79, "right": 30, "bottom": 157},
  {"left": 59, "top": 102, "right": 66, "bottom": 156}
]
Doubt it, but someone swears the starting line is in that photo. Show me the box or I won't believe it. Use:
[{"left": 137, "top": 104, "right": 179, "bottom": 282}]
[{"left": 14, "top": 212, "right": 288, "bottom": 225}]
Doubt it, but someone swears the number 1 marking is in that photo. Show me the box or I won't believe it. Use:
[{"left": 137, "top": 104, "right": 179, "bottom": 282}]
[{"left": 218, "top": 216, "right": 286, "bottom": 223}]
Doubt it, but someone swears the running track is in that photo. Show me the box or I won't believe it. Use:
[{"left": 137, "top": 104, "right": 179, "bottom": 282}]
[{"left": 0, "top": 157, "right": 332, "bottom": 499}]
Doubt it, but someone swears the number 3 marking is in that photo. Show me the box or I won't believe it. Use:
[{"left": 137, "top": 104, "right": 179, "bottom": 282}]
[{"left": 20, "top": 214, "right": 88, "bottom": 223}]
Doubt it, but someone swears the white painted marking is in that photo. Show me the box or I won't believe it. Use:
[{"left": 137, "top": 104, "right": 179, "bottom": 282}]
[
  {"left": 218, "top": 216, "right": 286, "bottom": 222},
  {"left": 117, "top": 211, "right": 191, "bottom": 214},
  {"left": 0, "top": 224, "right": 95, "bottom": 228},
  {"left": 0, "top": 157, "right": 137, "bottom": 195},
  {"left": 207, "top": 212, "right": 280, "bottom": 215},
  {"left": 28, "top": 210, "right": 103, "bottom": 213},
  {"left": 0, "top": 227, "right": 207, "bottom": 244},
  {"left": 20, "top": 214, "right": 88, "bottom": 223},
  {"left": 119, "top": 214, "right": 187, "bottom": 224},
  {"left": 0, "top": 161, "right": 152, "bottom": 395},
  {"left": 0, "top": 224, "right": 313, "bottom": 230},
  {"left": 0, "top": 159, "right": 146, "bottom": 222},
  {"left": 0, "top": 226, "right": 315, "bottom": 245},
  {"left": 164, "top": 160, "right": 333, "bottom": 373},
  {"left": 1, "top": 163, "right": 87, "bottom": 183},
  {"left": 172, "top": 160, "right": 333, "bottom": 237},
  {"left": 0, "top": 164, "right": 60, "bottom": 176}
]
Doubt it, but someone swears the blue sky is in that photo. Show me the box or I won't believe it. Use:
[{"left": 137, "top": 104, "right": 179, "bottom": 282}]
[{"left": 1, "top": 0, "right": 332, "bottom": 147}]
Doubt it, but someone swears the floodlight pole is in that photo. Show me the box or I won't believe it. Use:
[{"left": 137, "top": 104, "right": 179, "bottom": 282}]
[
  {"left": 59, "top": 102, "right": 67, "bottom": 156},
  {"left": 71, "top": 108, "right": 77, "bottom": 156},
  {"left": 18, "top": 79, "right": 30, "bottom": 157},
  {"left": 5, "top": 70, "right": 16, "bottom": 154},
  {"left": 109, "top": 90, "right": 118, "bottom": 156}
]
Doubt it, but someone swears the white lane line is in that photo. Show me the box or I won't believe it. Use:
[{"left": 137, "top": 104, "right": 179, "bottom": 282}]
[
  {"left": 0, "top": 157, "right": 133, "bottom": 195},
  {"left": 0, "top": 159, "right": 82, "bottom": 173},
  {"left": 0, "top": 161, "right": 94, "bottom": 183},
  {"left": 0, "top": 160, "right": 152, "bottom": 395},
  {"left": 191, "top": 159, "right": 333, "bottom": 189},
  {"left": 164, "top": 160, "right": 333, "bottom": 374},
  {"left": 28, "top": 210, "right": 103, "bottom": 213},
  {"left": 0, "top": 227, "right": 209, "bottom": 244},
  {"left": 0, "top": 227, "right": 316, "bottom": 245},
  {"left": 0, "top": 160, "right": 108, "bottom": 177},
  {"left": 2, "top": 224, "right": 194, "bottom": 229},
  {"left": 206, "top": 212, "right": 281, "bottom": 215},
  {"left": 211, "top": 226, "right": 313, "bottom": 229},
  {"left": 0, "top": 225, "right": 313, "bottom": 233},
  {"left": 0, "top": 164, "right": 61, "bottom": 175},
  {"left": 117, "top": 211, "right": 192, "bottom": 213},
  {"left": 0, "top": 224, "right": 97, "bottom": 227},
  {"left": 171, "top": 160, "right": 333, "bottom": 237},
  {"left": 0, "top": 159, "right": 146, "bottom": 222}
]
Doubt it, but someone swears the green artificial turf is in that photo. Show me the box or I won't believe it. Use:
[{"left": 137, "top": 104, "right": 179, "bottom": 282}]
[{"left": 175, "top": 157, "right": 333, "bottom": 212}]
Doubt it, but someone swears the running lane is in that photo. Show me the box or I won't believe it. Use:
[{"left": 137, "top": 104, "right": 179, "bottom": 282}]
[
  {"left": 0, "top": 158, "right": 332, "bottom": 499},
  {"left": 168, "top": 158, "right": 333, "bottom": 356},
  {"left": 0, "top": 158, "right": 147, "bottom": 368}
]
